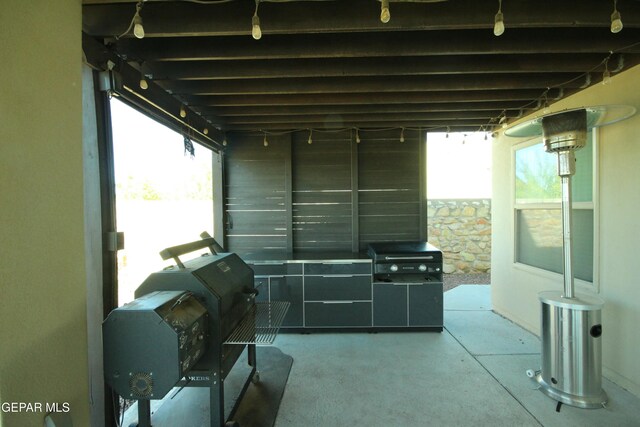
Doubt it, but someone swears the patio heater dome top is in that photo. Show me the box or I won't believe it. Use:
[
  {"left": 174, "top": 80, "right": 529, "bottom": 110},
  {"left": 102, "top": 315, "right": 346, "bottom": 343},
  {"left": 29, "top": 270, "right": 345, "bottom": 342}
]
[{"left": 504, "top": 104, "right": 636, "bottom": 138}]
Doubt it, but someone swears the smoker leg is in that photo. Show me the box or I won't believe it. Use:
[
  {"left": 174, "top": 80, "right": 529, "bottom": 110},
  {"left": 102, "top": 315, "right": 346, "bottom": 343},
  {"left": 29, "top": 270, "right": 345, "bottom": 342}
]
[
  {"left": 248, "top": 343, "right": 260, "bottom": 383},
  {"left": 248, "top": 343, "right": 256, "bottom": 367},
  {"left": 210, "top": 374, "right": 225, "bottom": 427},
  {"left": 134, "top": 400, "right": 151, "bottom": 427}
]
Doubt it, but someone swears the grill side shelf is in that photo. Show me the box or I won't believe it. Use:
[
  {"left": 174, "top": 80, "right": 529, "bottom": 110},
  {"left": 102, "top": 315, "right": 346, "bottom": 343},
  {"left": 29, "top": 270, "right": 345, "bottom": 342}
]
[{"left": 224, "top": 301, "right": 290, "bottom": 345}]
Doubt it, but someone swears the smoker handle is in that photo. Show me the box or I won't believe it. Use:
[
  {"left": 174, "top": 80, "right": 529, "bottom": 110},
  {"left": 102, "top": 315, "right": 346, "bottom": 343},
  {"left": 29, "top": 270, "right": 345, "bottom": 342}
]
[
  {"left": 159, "top": 237, "right": 219, "bottom": 269},
  {"left": 199, "top": 231, "right": 225, "bottom": 253}
]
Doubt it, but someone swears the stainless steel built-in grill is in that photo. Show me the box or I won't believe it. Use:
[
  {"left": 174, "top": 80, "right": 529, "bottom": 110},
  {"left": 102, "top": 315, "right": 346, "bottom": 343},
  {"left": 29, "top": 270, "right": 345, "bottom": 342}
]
[
  {"left": 368, "top": 241, "right": 443, "bottom": 282},
  {"left": 368, "top": 241, "right": 444, "bottom": 330},
  {"left": 103, "top": 235, "right": 288, "bottom": 427}
]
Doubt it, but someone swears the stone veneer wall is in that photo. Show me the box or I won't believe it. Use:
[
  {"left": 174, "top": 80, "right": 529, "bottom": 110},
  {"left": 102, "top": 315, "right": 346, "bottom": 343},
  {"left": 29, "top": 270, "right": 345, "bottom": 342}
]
[{"left": 427, "top": 199, "right": 491, "bottom": 274}]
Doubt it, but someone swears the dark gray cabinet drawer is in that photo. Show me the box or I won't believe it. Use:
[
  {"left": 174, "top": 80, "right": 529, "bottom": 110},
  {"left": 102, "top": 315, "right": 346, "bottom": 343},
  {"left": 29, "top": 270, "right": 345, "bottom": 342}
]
[
  {"left": 373, "top": 283, "right": 407, "bottom": 326},
  {"left": 270, "top": 276, "right": 304, "bottom": 327},
  {"left": 305, "top": 302, "right": 372, "bottom": 327},
  {"left": 304, "top": 262, "right": 371, "bottom": 275},
  {"left": 305, "top": 275, "right": 371, "bottom": 301},
  {"left": 408, "top": 282, "right": 443, "bottom": 326},
  {"left": 249, "top": 262, "right": 302, "bottom": 276}
]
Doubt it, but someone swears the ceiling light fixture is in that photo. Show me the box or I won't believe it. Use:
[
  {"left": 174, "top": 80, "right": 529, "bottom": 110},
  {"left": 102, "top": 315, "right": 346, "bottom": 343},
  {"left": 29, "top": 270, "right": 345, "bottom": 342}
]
[
  {"left": 380, "top": 0, "right": 391, "bottom": 24},
  {"left": 252, "top": 0, "right": 262, "bottom": 40},
  {"left": 133, "top": 2, "right": 145, "bottom": 39},
  {"left": 494, "top": 0, "right": 505, "bottom": 36},
  {"left": 611, "top": 0, "right": 623, "bottom": 33}
]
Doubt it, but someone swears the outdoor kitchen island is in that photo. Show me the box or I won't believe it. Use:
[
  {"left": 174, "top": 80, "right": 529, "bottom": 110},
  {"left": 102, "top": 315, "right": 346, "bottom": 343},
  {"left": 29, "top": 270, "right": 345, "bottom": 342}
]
[{"left": 242, "top": 242, "right": 443, "bottom": 332}]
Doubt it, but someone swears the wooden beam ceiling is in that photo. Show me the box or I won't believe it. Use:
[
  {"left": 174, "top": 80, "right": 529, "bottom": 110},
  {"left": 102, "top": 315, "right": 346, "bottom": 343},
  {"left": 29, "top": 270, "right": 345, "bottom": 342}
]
[{"left": 82, "top": 0, "right": 640, "bottom": 133}]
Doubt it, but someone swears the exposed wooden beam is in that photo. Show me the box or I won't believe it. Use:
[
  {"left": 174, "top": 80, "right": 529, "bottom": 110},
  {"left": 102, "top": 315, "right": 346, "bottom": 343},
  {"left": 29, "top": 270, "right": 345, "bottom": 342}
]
[
  {"left": 146, "top": 54, "right": 629, "bottom": 80},
  {"left": 197, "top": 101, "right": 529, "bottom": 118},
  {"left": 224, "top": 119, "right": 493, "bottom": 132},
  {"left": 220, "top": 111, "right": 505, "bottom": 126},
  {"left": 182, "top": 89, "right": 566, "bottom": 107},
  {"left": 111, "top": 29, "right": 640, "bottom": 62},
  {"left": 161, "top": 73, "right": 590, "bottom": 96}
]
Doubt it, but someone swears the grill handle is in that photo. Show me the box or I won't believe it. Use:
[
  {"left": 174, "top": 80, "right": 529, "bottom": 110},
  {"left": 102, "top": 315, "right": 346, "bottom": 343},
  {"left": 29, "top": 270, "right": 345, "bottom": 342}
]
[
  {"left": 384, "top": 255, "right": 434, "bottom": 261},
  {"left": 160, "top": 236, "right": 220, "bottom": 269}
]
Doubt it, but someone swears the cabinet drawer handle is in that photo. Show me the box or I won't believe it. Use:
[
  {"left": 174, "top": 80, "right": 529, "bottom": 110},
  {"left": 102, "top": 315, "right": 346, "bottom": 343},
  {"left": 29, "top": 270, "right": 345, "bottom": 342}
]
[
  {"left": 252, "top": 262, "right": 285, "bottom": 266},
  {"left": 269, "top": 275, "right": 285, "bottom": 279},
  {"left": 321, "top": 274, "right": 354, "bottom": 278},
  {"left": 320, "top": 262, "right": 351, "bottom": 265},
  {"left": 321, "top": 301, "right": 354, "bottom": 304}
]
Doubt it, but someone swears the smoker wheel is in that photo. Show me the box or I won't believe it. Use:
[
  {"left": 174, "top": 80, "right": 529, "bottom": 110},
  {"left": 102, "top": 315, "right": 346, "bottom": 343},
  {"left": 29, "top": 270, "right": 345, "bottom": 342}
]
[{"left": 251, "top": 371, "right": 260, "bottom": 384}]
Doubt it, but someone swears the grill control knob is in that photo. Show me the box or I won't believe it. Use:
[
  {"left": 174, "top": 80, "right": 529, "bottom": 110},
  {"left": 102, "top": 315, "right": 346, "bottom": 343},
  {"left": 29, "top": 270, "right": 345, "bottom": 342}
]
[
  {"left": 390, "top": 264, "right": 399, "bottom": 272},
  {"left": 418, "top": 264, "right": 427, "bottom": 272}
]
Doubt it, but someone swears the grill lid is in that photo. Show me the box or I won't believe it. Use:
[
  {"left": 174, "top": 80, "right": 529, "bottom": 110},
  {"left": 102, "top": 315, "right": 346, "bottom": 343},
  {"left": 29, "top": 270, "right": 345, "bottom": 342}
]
[{"left": 367, "top": 241, "right": 442, "bottom": 263}]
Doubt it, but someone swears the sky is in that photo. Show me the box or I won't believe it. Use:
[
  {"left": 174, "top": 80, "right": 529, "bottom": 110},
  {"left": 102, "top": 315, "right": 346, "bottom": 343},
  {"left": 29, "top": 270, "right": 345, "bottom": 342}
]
[{"left": 426, "top": 132, "right": 492, "bottom": 199}]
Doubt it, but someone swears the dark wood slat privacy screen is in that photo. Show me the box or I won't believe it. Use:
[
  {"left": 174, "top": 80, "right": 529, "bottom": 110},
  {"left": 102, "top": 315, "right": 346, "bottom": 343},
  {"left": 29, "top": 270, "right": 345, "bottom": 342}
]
[{"left": 224, "top": 129, "right": 425, "bottom": 254}]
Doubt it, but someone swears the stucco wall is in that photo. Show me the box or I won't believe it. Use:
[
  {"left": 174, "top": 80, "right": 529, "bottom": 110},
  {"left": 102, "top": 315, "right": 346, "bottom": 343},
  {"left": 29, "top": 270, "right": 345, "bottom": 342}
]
[
  {"left": 427, "top": 199, "right": 491, "bottom": 274},
  {"left": 491, "top": 64, "right": 640, "bottom": 397},
  {"left": 0, "top": 1, "right": 90, "bottom": 426}
]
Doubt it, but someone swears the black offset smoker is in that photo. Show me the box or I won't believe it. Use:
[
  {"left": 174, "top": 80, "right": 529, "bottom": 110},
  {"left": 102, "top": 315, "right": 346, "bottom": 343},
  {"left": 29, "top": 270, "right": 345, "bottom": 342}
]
[{"left": 103, "top": 235, "right": 289, "bottom": 426}]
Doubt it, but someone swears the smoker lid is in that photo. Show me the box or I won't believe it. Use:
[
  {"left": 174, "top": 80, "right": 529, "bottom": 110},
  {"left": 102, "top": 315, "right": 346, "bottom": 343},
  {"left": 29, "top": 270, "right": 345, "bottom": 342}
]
[
  {"left": 368, "top": 241, "right": 441, "bottom": 257},
  {"left": 538, "top": 290, "right": 604, "bottom": 311}
]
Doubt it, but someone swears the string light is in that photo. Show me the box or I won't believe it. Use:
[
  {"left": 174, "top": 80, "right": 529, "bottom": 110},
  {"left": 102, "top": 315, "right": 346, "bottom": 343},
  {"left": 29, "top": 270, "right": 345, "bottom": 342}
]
[
  {"left": 263, "top": 133, "right": 269, "bottom": 147},
  {"left": 133, "top": 2, "right": 145, "bottom": 39},
  {"left": 179, "top": 104, "right": 187, "bottom": 118},
  {"left": 611, "top": 0, "right": 623, "bottom": 33},
  {"left": 399, "top": 127, "right": 405, "bottom": 143},
  {"left": 307, "top": 129, "right": 313, "bottom": 144},
  {"left": 252, "top": 0, "right": 262, "bottom": 40},
  {"left": 446, "top": 127, "right": 450, "bottom": 138},
  {"left": 380, "top": 0, "right": 391, "bottom": 24},
  {"left": 494, "top": 0, "right": 505, "bottom": 36},
  {"left": 355, "top": 129, "right": 361, "bottom": 143},
  {"left": 203, "top": 127, "right": 209, "bottom": 135},
  {"left": 223, "top": 134, "right": 228, "bottom": 146},
  {"left": 139, "top": 62, "right": 149, "bottom": 90}
]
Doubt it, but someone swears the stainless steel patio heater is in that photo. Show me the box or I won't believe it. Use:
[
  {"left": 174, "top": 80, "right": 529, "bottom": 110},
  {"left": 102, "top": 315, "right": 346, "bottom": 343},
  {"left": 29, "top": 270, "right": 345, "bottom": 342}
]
[{"left": 505, "top": 105, "right": 636, "bottom": 409}]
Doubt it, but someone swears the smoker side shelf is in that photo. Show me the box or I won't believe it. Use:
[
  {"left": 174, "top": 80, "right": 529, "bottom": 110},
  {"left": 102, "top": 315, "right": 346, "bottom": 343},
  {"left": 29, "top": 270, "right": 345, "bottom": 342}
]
[{"left": 224, "top": 301, "right": 290, "bottom": 345}]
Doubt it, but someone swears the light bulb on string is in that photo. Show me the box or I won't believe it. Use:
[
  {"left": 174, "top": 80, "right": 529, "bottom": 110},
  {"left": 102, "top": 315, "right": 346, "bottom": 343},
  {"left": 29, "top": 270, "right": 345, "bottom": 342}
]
[
  {"left": 399, "top": 128, "right": 405, "bottom": 143},
  {"left": 307, "top": 129, "right": 313, "bottom": 145},
  {"left": 380, "top": 0, "right": 391, "bottom": 24},
  {"left": 203, "top": 128, "right": 209, "bottom": 135},
  {"left": 223, "top": 135, "right": 228, "bottom": 146},
  {"left": 611, "top": 0, "right": 623, "bottom": 33},
  {"left": 252, "top": 0, "right": 262, "bottom": 40},
  {"left": 263, "top": 134, "right": 269, "bottom": 147},
  {"left": 355, "top": 129, "right": 361, "bottom": 144},
  {"left": 133, "top": 2, "right": 145, "bottom": 39},
  {"left": 139, "top": 63, "right": 149, "bottom": 90},
  {"left": 179, "top": 104, "right": 187, "bottom": 118},
  {"left": 493, "top": 0, "right": 505, "bottom": 36},
  {"left": 446, "top": 126, "right": 450, "bottom": 138}
]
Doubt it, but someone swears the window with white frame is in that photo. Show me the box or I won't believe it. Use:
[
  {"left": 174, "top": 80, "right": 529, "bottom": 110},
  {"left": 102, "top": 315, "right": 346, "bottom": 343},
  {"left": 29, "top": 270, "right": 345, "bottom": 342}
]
[{"left": 513, "top": 131, "right": 596, "bottom": 283}]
